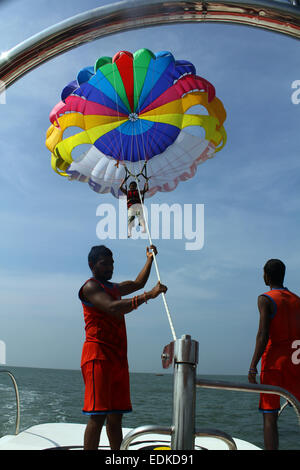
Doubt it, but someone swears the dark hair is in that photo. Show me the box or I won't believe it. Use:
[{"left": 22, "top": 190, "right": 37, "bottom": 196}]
[
  {"left": 129, "top": 181, "right": 137, "bottom": 187},
  {"left": 88, "top": 245, "right": 112, "bottom": 269},
  {"left": 264, "top": 259, "right": 286, "bottom": 285}
]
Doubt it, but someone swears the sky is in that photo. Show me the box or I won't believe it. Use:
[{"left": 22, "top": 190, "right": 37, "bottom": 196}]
[{"left": 0, "top": 0, "right": 299, "bottom": 374}]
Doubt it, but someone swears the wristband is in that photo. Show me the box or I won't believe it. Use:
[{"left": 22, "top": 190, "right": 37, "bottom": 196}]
[{"left": 144, "top": 292, "right": 148, "bottom": 304}]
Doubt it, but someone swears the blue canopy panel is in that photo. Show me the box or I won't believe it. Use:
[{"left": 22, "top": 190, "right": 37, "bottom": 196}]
[
  {"left": 93, "top": 121, "right": 180, "bottom": 161},
  {"left": 137, "top": 59, "right": 196, "bottom": 113},
  {"left": 61, "top": 80, "right": 79, "bottom": 102},
  {"left": 135, "top": 52, "right": 174, "bottom": 113},
  {"left": 73, "top": 82, "right": 129, "bottom": 115},
  {"left": 77, "top": 66, "right": 95, "bottom": 85},
  {"left": 89, "top": 68, "right": 131, "bottom": 113}
]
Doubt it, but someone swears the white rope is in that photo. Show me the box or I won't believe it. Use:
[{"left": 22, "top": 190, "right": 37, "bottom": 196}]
[
  {"left": 127, "top": 55, "right": 177, "bottom": 341},
  {"left": 133, "top": 173, "right": 177, "bottom": 341}
]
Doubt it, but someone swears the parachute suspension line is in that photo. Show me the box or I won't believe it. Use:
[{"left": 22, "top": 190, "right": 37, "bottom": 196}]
[
  {"left": 128, "top": 65, "right": 176, "bottom": 341},
  {"left": 132, "top": 168, "right": 177, "bottom": 342},
  {"left": 111, "top": 59, "right": 126, "bottom": 186},
  {"left": 123, "top": 163, "right": 149, "bottom": 189}
]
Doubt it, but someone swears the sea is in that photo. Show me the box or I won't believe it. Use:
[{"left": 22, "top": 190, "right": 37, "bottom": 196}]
[{"left": 0, "top": 366, "right": 299, "bottom": 450}]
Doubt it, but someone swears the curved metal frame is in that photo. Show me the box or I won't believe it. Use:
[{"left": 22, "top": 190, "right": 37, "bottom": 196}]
[
  {"left": 120, "top": 424, "right": 237, "bottom": 450},
  {"left": 120, "top": 425, "right": 172, "bottom": 450},
  {"left": 0, "top": 1, "right": 299, "bottom": 450},
  {"left": 0, "top": 370, "right": 20, "bottom": 435},
  {"left": 196, "top": 377, "right": 300, "bottom": 424},
  {"left": 0, "top": 0, "right": 299, "bottom": 89},
  {"left": 279, "top": 400, "right": 290, "bottom": 417},
  {"left": 195, "top": 428, "right": 237, "bottom": 450}
]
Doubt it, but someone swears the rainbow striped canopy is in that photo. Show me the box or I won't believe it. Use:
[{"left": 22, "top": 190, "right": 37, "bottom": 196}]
[{"left": 45, "top": 49, "right": 227, "bottom": 198}]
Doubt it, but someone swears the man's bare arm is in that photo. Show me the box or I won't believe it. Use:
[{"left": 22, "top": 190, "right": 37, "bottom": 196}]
[
  {"left": 118, "top": 246, "right": 156, "bottom": 296},
  {"left": 82, "top": 279, "right": 167, "bottom": 318},
  {"left": 248, "top": 295, "right": 272, "bottom": 383}
]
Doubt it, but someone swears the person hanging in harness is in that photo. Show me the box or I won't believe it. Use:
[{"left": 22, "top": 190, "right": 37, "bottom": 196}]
[{"left": 119, "top": 179, "right": 149, "bottom": 238}]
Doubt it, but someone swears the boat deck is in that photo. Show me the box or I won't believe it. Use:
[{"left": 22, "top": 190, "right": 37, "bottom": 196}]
[{"left": 0, "top": 423, "right": 261, "bottom": 450}]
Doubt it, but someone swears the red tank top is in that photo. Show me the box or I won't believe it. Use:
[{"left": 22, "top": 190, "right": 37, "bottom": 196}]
[
  {"left": 127, "top": 189, "right": 141, "bottom": 208},
  {"left": 261, "top": 288, "right": 300, "bottom": 370},
  {"left": 79, "top": 278, "right": 127, "bottom": 365}
]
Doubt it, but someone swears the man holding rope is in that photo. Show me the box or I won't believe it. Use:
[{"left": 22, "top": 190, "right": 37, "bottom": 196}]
[{"left": 79, "top": 244, "right": 167, "bottom": 450}]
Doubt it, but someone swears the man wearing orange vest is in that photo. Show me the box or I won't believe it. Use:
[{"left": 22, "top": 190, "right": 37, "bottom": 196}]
[
  {"left": 79, "top": 244, "right": 167, "bottom": 450},
  {"left": 119, "top": 180, "right": 149, "bottom": 238},
  {"left": 248, "top": 259, "right": 300, "bottom": 450}
]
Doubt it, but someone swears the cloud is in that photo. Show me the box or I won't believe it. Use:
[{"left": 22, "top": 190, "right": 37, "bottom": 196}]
[{"left": 0, "top": 270, "right": 83, "bottom": 317}]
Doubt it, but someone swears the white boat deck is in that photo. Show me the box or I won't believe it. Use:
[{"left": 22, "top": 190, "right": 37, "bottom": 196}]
[{"left": 0, "top": 423, "right": 261, "bottom": 450}]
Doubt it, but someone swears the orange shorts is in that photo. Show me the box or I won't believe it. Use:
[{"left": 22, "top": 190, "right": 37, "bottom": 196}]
[
  {"left": 259, "top": 367, "right": 300, "bottom": 413},
  {"left": 81, "top": 359, "right": 132, "bottom": 415}
]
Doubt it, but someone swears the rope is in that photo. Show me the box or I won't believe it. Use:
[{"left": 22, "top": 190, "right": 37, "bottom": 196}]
[
  {"left": 124, "top": 56, "right": 177, "bottom": 341},
  {"left": 133, "top": 171, "right": 177, "bottom": 341}
]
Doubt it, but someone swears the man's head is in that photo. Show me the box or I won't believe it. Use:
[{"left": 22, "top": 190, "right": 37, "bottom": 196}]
[
  {"left": 88, "top": 245, "right": 114, "bottom": 280},
  {"left": 129, "top": 181, "right": 137, "bottom": 190},
  {"left": 263, "top": 259, "right": 285, "bottom": 287}
]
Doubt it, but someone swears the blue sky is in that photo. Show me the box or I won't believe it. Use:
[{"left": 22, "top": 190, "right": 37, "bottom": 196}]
[{"left": 0, "top": 0, "right": 300, "bottom": 374}]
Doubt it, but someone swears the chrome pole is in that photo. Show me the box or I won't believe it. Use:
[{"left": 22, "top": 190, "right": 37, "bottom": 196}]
[
  {"left": 171, "top": 334, "right": 199, "bottom": 450},
  {"left": 1, "top": 0, "right": 300, "bottom": 90}
]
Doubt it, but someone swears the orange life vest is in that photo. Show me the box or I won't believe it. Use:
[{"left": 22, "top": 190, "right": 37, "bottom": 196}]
[
  {"left": 261, "top": 288, "right": 300, "bottom": 370},
  {"left": 127, "top": 189, "right": 142, "bottom": 208},
  {"left": 79, "top": 278, "right": 127, "bottom": 365}
]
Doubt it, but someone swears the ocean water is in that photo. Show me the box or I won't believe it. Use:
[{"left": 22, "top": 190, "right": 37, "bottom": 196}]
[{"left": 0, "top": 366, "right": 299, "bottom": 450}]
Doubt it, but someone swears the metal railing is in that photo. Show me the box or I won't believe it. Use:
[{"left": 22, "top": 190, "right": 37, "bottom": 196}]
[
  {"left": 121, "top": 334, "right": 300, "bottom": 451},
  {"left": 196, "top": 377, "right": 300, "bottom": 424},
  {"left": 279, "top": 400, "right": 290, "bottom": 417},
  {"left": 0, "top": 370, "right": 20, "bottom": 435},
  {"left": 120, "top": 425, "right": 172, "bottom": 450},
  {"left": 120, "top": 425, "right": 237, "bottom": 450},
  {"left": 0, "top": 0, "right": 300, "bottom": 90}
]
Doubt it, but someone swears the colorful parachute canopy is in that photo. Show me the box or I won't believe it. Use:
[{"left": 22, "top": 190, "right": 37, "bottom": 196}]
[{"left": 45, "top": 49, "right": 227, "bottom": 198}]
